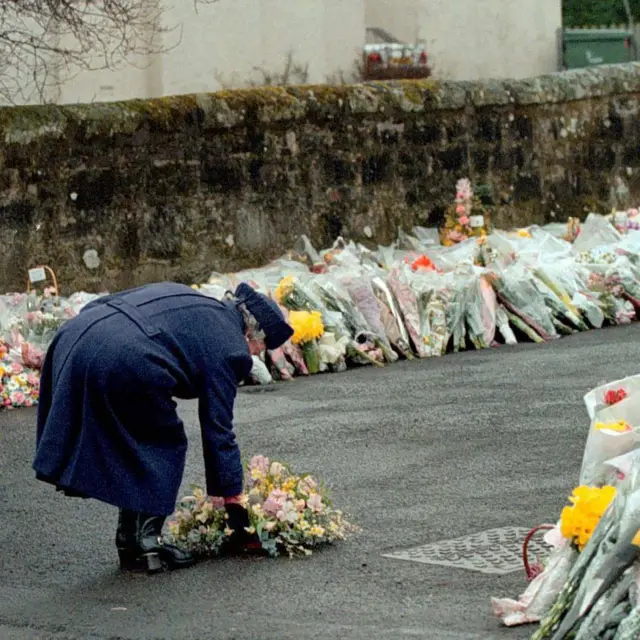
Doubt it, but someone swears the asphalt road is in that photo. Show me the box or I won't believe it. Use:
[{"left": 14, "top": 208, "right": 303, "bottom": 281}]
[{"left": 2, "top": 324, "right": 640, "bottom": 640}]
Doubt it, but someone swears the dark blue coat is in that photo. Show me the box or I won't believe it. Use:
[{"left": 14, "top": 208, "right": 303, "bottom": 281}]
[{"left": 33, "top": 282, "right": 253, "bottom": 516}]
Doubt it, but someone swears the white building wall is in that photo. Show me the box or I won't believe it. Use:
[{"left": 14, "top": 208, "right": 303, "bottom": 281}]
[
  {"left": 36, "top": 0, "right": 365, "bottom": 105},
  {"left": 6, "top": 0, "right": 560, "bottom": 105},
  {"left": 365, "top": 0, "right": 562, "bottom": 80}
]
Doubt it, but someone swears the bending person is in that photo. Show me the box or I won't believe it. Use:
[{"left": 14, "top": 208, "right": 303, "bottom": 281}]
[{"left": 33, "top": 281, "right": 293, "bottom": 573}]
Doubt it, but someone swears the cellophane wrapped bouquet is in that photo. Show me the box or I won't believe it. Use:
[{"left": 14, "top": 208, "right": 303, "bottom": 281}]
[
  {"left": 166, "top": 456, "right": 358, "bottom": 558},
  {"left": 492, "top": 375, "right": 640, "bottom": 638}
]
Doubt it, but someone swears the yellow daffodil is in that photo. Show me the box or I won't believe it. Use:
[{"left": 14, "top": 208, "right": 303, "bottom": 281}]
[
  {"left": 273, "top": 276, "right": 295, "bottom": 304},
  {"left": 288, "top": 310, "right": 324, "bottom": 345},
  {"left": 560, "top": 485, "right": 616, "bottom": 551},
  {"left": 309, "top": 526, "right": 325, "bottom": 537},
  {"left": 282, "top": 478, "right": 297, "bottom": 493}
]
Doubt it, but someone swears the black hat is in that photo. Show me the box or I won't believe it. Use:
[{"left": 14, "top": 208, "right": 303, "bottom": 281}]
[{"left": 234, "top": 283, "right": 294, "bottom": 350}]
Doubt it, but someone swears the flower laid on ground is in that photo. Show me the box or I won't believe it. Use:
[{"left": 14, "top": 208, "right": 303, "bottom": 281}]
[
  {"left": 594, "top": 419, "right": 632, "bottom": 433},
  {"left": 0, "top": 339, "right": 40, "bottom": 409},
  {"left": 287, "top": 310, "right": 324, "bottom": 374},
  {"left": 166, "top": 488, "right": 227, "bottom": 556},
  {"left": 440, "top": 178, "right": 491, "bottom": 246},
  {"left": 165, "top": 456, "right": 357, "bottom": 559},
  {"left": 243, "top": 455, "right": 358, "bottom": 557},
  {"left": 603, "top": 388, "right": 628, "bottom": 406},
  {"left": 559, "top": 485, "right": 616, "bottom": 551}
]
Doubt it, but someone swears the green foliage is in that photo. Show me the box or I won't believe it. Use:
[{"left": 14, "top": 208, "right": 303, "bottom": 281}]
[{"left": 562, "top": 0, "right": 639, "bottom": 27}]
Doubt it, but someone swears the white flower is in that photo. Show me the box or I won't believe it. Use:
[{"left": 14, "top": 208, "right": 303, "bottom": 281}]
[
  {"left": 270, "top": 462, "right": 285, "bottom": 478},
  {"left": 276, "top": 501, "right": 299, "bottom": 524}
]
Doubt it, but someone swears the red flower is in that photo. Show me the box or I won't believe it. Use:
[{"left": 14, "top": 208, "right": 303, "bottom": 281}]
[
  {"left": 411, "top": 255, "right": 437, "bottom": 272},
  {"left": 604, "top": 388, "right": 628, "bottom": 405}
]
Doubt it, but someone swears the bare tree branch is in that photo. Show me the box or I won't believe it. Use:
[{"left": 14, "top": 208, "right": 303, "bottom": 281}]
[{"left": 0, "top": 0, "right": 220, "bottom": 105}]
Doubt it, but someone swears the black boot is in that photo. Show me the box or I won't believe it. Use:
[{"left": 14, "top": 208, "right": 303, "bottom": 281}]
[{"left": 116, "top": 509, "right": 195, "bottom": 573}]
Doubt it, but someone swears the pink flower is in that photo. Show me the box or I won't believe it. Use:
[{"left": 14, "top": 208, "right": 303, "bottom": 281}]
[
  {"left": 455, "top": 178, "right": 473, "bottom": 201},
  {"left": 249, "top": 455, "right": 270, "bottom": 475},
  {"left": 458, "top": 215, "right": 470, "bottom": 226},
  {"left": 27, "top": 373, "right": 39, "bottom": 386},
  {"left": 456, "top": 204, "right": 466, "bottom": 215},
  {"left": 262, "top": 488, "right": 288, "bottom": 516},
  {"left": 448, "top": 229, "right": 468, "bottom": 243},
  {"left": 262, "top": 498, "right": 281, "bottom": 517},
  {"left": 10, "top": 391, "right": 25, "bottom": 405},
  {"left": 24, "top": 398, "right": 33, "bottom": 407},
  {"left": 3, "top": 398, "right": 12, "bottom": 406},
  {"left": 11, "top": 362, "right": 23, "bottom": 374},
  {"left": 307, "top": 493, "right": 324, "bottom": 513},
  {"left": 297, "top": 476, "right": 317, "bottom": 495}
]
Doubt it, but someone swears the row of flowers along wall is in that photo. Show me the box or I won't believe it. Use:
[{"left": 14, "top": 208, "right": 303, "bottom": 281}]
[{"left": 0, "top": 63, "right": 639, "bottom": 294}]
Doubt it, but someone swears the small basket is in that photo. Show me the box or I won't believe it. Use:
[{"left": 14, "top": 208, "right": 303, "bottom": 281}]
[
  {"left": 26, "top": 265, "right": 59, "bottom": 298},
  {"left": 522, "top": 524, "right": 555, "bottom": 581}
]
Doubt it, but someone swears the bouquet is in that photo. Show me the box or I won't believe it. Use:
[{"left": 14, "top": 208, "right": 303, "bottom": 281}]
[
  {"left": 167, "top": 456, "right": 357, "bottom": 559},
  {"left": 440, "top": 178, "right": 491, "bottom": 247},
  {"left": 559, "top": 485, "right": 617, "bottom": 552},
  {"left": 288, "top": 310, "right": 324, "bottom": 374},
  {"left": 242, "top": 455, "right": 358, "bottom": 557},
  {"left": 0, "top": 340, "right": 40, "bottom": 409}
]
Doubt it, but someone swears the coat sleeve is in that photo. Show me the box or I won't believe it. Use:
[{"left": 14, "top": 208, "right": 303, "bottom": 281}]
[{"left": 197, "top": 352, "right": 252, "bottom": 497}]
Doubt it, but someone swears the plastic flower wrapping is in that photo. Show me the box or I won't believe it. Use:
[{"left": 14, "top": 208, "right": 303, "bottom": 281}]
[
  {"left": 166, "top": 456, "right": 358, "bottom": 558},
  {"left": 492, "top": 375, "right": 640, "bottom": 636},
  {"left": 5, "top": 182, "right": 640, "bottom": 405}
]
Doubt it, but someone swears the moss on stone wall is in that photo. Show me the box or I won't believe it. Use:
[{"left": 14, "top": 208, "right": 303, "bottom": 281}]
[
  {"left": 2, "top": 63, "right": 638, "bottom": 144},
  {"left": 1, "top": 63, "right": 640, "bottom": 293}
]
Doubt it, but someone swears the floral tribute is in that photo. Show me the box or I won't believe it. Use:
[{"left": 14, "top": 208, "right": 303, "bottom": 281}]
[
  {"left": 559, "top": 484, "right": 616, "bottom": 551},
  {"left": 287, "top": 310, "right": 325, "bottom": 374},
  {"left": 167, "top": 456, "right": 357, "bottom": 558},
  {"left": 603, "top": 388, "right": 628, "bottom": 406},
  {"left": 440, "top": 178, "right": 491, "bottom": 246},
  {"left": 0, "top": 340, "right": 40, "bottom": 409}
]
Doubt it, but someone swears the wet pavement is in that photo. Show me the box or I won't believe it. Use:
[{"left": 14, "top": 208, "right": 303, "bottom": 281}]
[{"left": 2, "top": 323, "right": 639, "bottom": 639}]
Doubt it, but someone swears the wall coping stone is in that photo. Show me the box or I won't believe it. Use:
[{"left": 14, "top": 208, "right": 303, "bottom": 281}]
[{"left": 1, "top": 62, "right": 640, "bottom": 144}]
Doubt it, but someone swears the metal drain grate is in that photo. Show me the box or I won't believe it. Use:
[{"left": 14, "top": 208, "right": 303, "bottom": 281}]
[{"left": 382, "top": 526, "right": 551, "bottom": 575}]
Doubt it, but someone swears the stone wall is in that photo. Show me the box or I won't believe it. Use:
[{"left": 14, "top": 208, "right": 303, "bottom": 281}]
[{"left": 1, "top": 63, "right": 640, "bottom": 294}]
